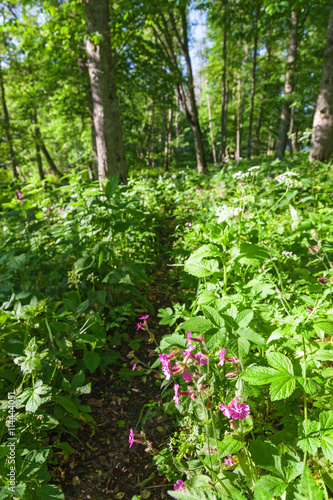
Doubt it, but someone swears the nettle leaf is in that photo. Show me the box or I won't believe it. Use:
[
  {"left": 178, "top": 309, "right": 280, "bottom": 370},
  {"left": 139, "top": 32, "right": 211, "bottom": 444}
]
[
  {"left": 201, "top": 306, "right": 225, "bottom": 328},
  {"left": 294, "top": 466, "right": 324, "bottom": 500},
  {"left": 237, "top": 327, "right": 265, "bottom": 346},
  {"left": 320, "top": 434, "right": 333, "bottom": 463},
  {"left": 297, "top": 377, "right": 318, "bottom": 396},
  {"left": 217, "top": 435, "right": 245, "bottom": 458},
  {"left": 269, "top": 376, "right": 296, "bottom": 401},
  {"left": 241, "top": 366, "right": 279, "bottom": 385},
  {"left": 254, "top": 476, "right": 288, "bottom": 497},
  {"left": 235, "top": 309, "right": 253, "bottom": 328},
  {"left": 184, "top": 245, "right": 220, "bottom": 278},
  {"left": 266, "top": 352, "right": 294, "bottom": 375},
  {"left": 181, "top": 317, "right": 214, "bottom": 333},
  {"left": 297, "top": 420, "right": 320, "bottom": 454},
  {"left": 319, "top": 410, "right": 333, "bottom": 433},
  {"left": 18, "top": 448, "right": 51, "bottom": 481},
  {"left": 313, "top": 320, "right": 333, "bottom": 336}
]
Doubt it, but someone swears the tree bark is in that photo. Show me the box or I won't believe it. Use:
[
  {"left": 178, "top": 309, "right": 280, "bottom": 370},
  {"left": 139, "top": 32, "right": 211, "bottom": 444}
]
[
  {"left": 310, "top": 5, "right": 333, "bottom": 162},
  {"left": 206, "top": 88, "right": 217, "bottom": 164},
  {"left": 77, "top": 49, "right": 98, "bottom": 180},
  {"left": 220, "top": 26, "right": 228, "bottom": 162},
  {"left": 247, "top": 6, "right": 259, "bottom": 161},
  {"left": 164, "top": 107, "right": 173, "bottom": 171},
  {"left": 156, "top": 8, "right": 207, "bottom": 173},
  {"left": 40, "top": 139, "right": 63, "bottom": 178},
  {"left": 0, "top": 61, "right": 18, "bottom": 180},
  {"left": 254, "top": 43, "right": 270, "bottom": 156},
  {"left": 275, "top": 10, "right": 297, "bottom": 159},
  {"left": 32, "top": 110, "right": 44, "bottom": 181},
  {"left": 84, "top": 0, "right": 127, "bottom": 182}
]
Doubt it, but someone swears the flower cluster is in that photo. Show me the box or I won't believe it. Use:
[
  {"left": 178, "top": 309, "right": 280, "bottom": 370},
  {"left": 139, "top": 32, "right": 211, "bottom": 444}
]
[
  {"left": 275, "top": 171, "right": 302, "bottom": 188},
  {"left": 137, "top": 314, "right": 149, "bottom": 331},
  {"left": 219, "top": 397, "right": 250, "bottom": 420},
  {"left": 232, "top": 171, "right": 250, "bottom": 180},
  {"left": 216, "top": 205, "right": 242, "bottom": 225},
  {"left": 281, "top": 250, "right": 297, "bottom": 261}
]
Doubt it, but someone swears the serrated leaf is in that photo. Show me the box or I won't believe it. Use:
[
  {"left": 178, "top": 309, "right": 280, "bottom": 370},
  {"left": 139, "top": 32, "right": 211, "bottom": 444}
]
[
  {"left": 320, "top": 434, "right": 333, "bottom": 462},
  {"left": 18, "top": 448, "right": 50, "bottom": 480},
  {"left": 238, "top": 337, "right": 250, "bottom": 360},
  {"left": 267, "top": 352, "right": 294, "bottom": 375},
  {"left": 184, "top": 258, "right": 220, "bottom": 278},
  {"left": 313, "top": 320, "right": 333, "bottom": 335},
  {"left": 181, "top": 317, "right": 214, "bottom": 333},
  {"left": 319, "top": 410, "right": 333, "bottom": 433},
  {"left": 241, "top": 366, "right": 279, "bottom": 385},
  {"left": 217, "top": 435, "right": 245, "bottom": 458},
  {"left": 237, "top": 327, "right": 265, "bottom": 346},
  {"left": 297, "top": 420, "right": 320, "bottom": 454},
  {"left": 235, "top": 309, "right": 253, "bottom": 328},
  {"left": 83, "top": 350, "right": 100, "bottom": 374},
  {"left": 294, "top": 466, "right": 324, "bottom": 500},
  {"left": 270, "top": 376, "right": 296, "bottom": 401},
  {"left": 254, "top": 475, "right": 288, "bottom": 497},
  {"left": 201, "top": 306, "right": 225, "bottom": 328},
  {"left": 297, "top": 377, "right": 318, "bottom": 396}
]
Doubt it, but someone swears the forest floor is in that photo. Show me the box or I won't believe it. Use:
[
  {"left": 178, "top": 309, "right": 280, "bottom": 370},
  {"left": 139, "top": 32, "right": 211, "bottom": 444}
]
[{"left": 58, "top": 220, "right": 178, "bottom": 500}]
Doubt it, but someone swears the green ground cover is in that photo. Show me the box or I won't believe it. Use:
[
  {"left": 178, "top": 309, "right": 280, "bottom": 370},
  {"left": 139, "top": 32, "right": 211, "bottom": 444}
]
[{"left": 1, "top": 154, "right": 333, "bottom": 499}]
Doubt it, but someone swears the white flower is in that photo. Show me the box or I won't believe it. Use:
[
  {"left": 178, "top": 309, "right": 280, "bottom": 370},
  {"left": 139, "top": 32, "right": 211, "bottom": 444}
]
[
  {"left": 275, "top": 171, "right": 302, "bottom": 188},
  {"left": 216, "top": 205, "right": 242, "bottom": 225},
  {"left": 232, "top": 171, "right": 250, "bottom": 180},
  {"left": 281, "top": 250, "right": 297, "bottom": 261},
  {"left": 248, "top": 166, "right": 260, "bottom": 172}
]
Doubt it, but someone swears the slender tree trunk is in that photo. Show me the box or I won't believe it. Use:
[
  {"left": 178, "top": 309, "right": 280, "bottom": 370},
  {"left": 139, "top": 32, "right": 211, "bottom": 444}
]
[
  {"left": 220, "top": 26, "right": 228, "bottom": 162},
  {"left": 275, "top": 10, "right": 297, "bottom": 159},
  {"left": 164, "top": 107, "right": 173, "bottom": 171},
  {"left": 40, "top": 139, "right": 63, "bottom": 178},
  {"left": 235, "top": 76, "right": 241, "bottom": 161},
  {"left": 288, "top": 104, "right": 295, "bottom": 157},
  {"left": 247, "top": 6, "right": 259, "bottom": 161},
  {"left": 84, "top": 0, "right": 127, "bottom": 182},
  {"left": 206, "top": 89, "right": 217, "bottom": 164},
  {"left": 146, "top": 100, "right": 155, "bottom": 166},
  {"left": 0, "top": 61, "right": 18, "bottom": 180},
  {"left": 32, "top": 110, "right": 44, "bottom": 181},
  {"left": 267, "top": 119, "right": 274, "bottom": 155},
  {"left": 310, "top": 5, "right": 333, "bottom": 162},
  {"left": 254, "top": 44, "right": 270, "bottom": 156},
  {"left": 77, "top": 49, "right": 98, "bottom": 180}
]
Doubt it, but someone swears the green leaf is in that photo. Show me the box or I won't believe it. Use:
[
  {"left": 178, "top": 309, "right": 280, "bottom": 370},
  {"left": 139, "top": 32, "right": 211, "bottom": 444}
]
[
  {"left": 26, "top": 391, "right": 42, "bottom": 412},
  {"left": 184, "top": 258, "right": 219, "bottom": 278},
  {"left": 266, "top": 352, "right": 294, "bottom": 375},
  {"left": 235, "top": 309, "right": 253, "bottom": 328},
  {"left": 237, "top": 327, "right": 265, "bottom": 346},
  {"left": 18, "top": 448, "right": 51, "bottom": 480},
  {"left": 167, "top": 489, "right": 228, "bottom": 500},
  {"left": 313, "top": 320, "right": 333, "bottom": 336},
  {"left": 33, "top": 483, "right": 65, "bottom": 499},
  {"left": 55, "top": 396, "right": 79, "bottom": 417},
  {"left": 77, "top": 299, "right": 89, "bottom": 314},
  {"left": 104, "top": 174, "right": 119, "bottom": 199},
  {"left": 239, "top": 242, "right": 269, "bottom": 261},
  {"left": 319, "top": 410, "right": 333, "bottom": 433},
  {"left": 83, "top": 350, "right": 101, "bottom": 374},
  {"left": 270, "top": 376, "right": 296, "bottom": 401},
  {"left": 294, "top": 466, "right": 324, "bottom": 500},
  {"left": 217, "top": 435, "right": 245, "bottom": 458},
  {"left": 181, "top": 317, "right": 214, "bottom": 333},
  {"left": 201, "top": 306, "right": 225, "bottom": 328},
  {"left": 254, "top": 475, "right": 288, "bottom": 497},
  {"left": 250, "top": 439, "right": 278, "bottom": 468},
  {"left": 71, "top": 370, "right": 85, "bottom": 391},
  {"left": 320, "top": 434, "right": 333, "bottom": 462},
  {"left": 297, "top": 420, "right": 320, "bottom": 454},
  {"left": 241, "top": 366, "right": 279, "bottom": 385}
]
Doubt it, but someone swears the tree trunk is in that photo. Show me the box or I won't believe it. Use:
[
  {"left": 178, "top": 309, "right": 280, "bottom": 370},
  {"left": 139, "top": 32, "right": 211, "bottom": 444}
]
[
  {"left": 235, "top": 75, "right": 241, "bottom": 161},
  {"left": 220, "top": 26, "right": 228, "bottom": 162},
  {"left": 32, "top": 110, "right": 44, "bottom": 181},
  {"left": 164, "top": 107, "right": 173, "bottom": 171},
  {"left": 254, "top": 43, "right": 270, "bottom": 156},
  {"left": 77, "top": 49, "right": 98, "bottom": 180},
  {"left": 84, "top": 0, "right": 127, "bottom": 183},
  {"left": 146, "top": 100, "right": 155, "bottom": 166},
  {"left": 206, "top": 88, "right": 217, "bottom": 164},
  {"left": 247, "top": 6, "right": 259, "bottom": 161},
  {"left": 310, "top": 5, "right": 333, "bottom": 162},
  {"left": 288, "top": 104, "right": 295, "bottom": 157},
  {"left": 275, "top": 10, "right": 297, "bottom": 159},
  {"left": 0, "top": 61, "right": 18, "bottom": 180},
  {"left": 40, "top": 139, "right": 63, "bottom": 178}
]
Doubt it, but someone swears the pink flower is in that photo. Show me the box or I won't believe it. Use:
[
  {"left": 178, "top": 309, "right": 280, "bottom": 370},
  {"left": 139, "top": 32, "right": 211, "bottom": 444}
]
[
  {"left": 132, "top": 364, "right": 137, "bottom": 371},
  {"left": 318, "top": 277, "right": 328, "bottom": 284},
  {"left": 129, "top": 428, "right": 134, "bottom": 448},
  {"left": 219, "top": 404, "right": 234, "bottom": 418},
  {"left": 174, "top": 480, "right": 185, "bottom": 490},
  {"left": 305, "top": 305, "right": 313, "bottom": 312},
  {"left": 219, "top": 400, "right": 251, "bottom": 420},
  {"left": 159, "top": 353, "right": 171, "bottom": 380},
  {"left": 137, "top": 314, "right": 149, "bottom": 331},
  {"left": 218, "top": 348, "right": 226, "bottom": 366},
  {"left": 225, "top": 370, "right": 239, "bottom": 378},
  {"left": 21, "top": 199, "right": 25, "bottom": 203},
  {"left": 206, "top": 444, "right": 217, "bottom": 454},
  {"left": 224, "top": 455, "right": 235, "bottom": 467},
  {"left": 188, "top": 386, "right": 196, "bottom": 400},
  {"left": 188, "top": 222, "right": 192, "bottom": 227},
  {"left": 183, "top": 371, "right": 191, "bottom": 383},
  {"left": 17, "top": 192, "right": 22, "bottom": 199},
  {"left": 186, "top": 331, "right": 192, "bottom": 346},
  {"left": 173, "top": 384, "right": 179, "bottom": 404},
  {"left": 308, "top": 246, "right": 317, "bottom": 254},
  {"left": 195, "top": 351, "right": 208, "bottom": 365}
]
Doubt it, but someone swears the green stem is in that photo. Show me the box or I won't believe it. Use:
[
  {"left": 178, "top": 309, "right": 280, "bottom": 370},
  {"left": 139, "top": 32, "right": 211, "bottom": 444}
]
[
  {"left": 222, "top": 243, "right": 228, "bottom": 296},
  {"left": 302, "top": 335, "right": 308, "bottom": 470},
  {"left": 209, "top": 408, "right": 223, "bottom": 473}
]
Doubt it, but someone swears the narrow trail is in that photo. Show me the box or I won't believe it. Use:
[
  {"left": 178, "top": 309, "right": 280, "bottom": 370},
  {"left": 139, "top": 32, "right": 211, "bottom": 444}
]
[{"left": 58, "top": 213, "right": 180, "bottom": 499}]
